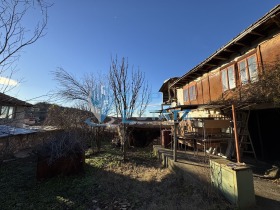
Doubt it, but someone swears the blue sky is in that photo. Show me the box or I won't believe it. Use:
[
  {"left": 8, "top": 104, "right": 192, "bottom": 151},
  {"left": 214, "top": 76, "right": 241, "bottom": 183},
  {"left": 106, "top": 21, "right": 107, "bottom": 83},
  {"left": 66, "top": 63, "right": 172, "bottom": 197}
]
[{"left": 8, "top": 0, "right": 280, "bottom": 116}]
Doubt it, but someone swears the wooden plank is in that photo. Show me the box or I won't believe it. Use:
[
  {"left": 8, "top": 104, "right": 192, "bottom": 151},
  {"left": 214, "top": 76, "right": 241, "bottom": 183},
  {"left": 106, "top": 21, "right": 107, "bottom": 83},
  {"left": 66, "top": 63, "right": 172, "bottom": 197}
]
[{"left": 203, "top": 119, "right": 231, "bottom": 129}]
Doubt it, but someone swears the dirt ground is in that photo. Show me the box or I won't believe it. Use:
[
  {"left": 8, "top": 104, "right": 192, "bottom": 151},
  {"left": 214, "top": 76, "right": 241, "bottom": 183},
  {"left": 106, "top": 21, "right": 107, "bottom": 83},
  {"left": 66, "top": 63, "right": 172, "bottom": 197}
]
[
  {"left": 244, "top": 158, "right": 280, "bottom": 210},
  {"left": 180, "top": 157, "right": 280, "bottom": 210},
  {"left": 154, "top": 146, "right": 280, "bottom": 210},
  {"left": 253, "top": 177, "right": 280, "bottom": 210}
]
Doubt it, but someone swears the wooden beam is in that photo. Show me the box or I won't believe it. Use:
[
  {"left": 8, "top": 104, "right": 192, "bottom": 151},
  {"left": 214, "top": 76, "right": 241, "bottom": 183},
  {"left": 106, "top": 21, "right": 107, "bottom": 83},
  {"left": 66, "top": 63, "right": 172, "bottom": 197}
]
[
  {"left": 249, "top": 31, "right": 264, "bottom": 37},
  {"left": 223, "top": 49, "right": 235, "bottom": 53},
  {"left": 272, "top": 16, "right": 280, "bottom": 28},
  {"left": 173, "top": 120, "right": 179, "bottom": 162},
  {"left": 186, "top": 72, "right": 201, "bottom": 76},
  {"left": 214, "top": 56, "right": 228, "bottom": 60},
  {"left": 232, "top": 104, "right": 241, "bottom": 163},
  {"left": 204, "top": 63, "right": 217, "bottom": 67},
  {"left": 185, "top": 75, "right": 200, "bottom": 79},
  {"left": 234, "top": 42, "right": 248, "bottom": 47},
  {"left": 256, "top": 112, "right": 264, "bottom": 160}
]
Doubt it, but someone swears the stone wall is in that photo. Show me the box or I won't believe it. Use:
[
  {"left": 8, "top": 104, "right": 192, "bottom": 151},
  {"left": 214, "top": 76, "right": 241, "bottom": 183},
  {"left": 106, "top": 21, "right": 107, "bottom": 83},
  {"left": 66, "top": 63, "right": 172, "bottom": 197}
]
[{"left": 0, "top": 130, "right": 61, "bottom": 160}]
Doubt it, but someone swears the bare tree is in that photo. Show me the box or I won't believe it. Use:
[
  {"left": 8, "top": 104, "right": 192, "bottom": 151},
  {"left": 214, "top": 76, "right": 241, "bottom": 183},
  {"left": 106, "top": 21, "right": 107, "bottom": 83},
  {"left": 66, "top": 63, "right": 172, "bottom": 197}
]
[
  {"left": 53, "top": 68, "right": 93, "bottom": 103},
  {"left": 109, "top": 56, "right": 151, "bottom": 160},
  {"left": 0, "top": 0, "right": 49, "bottom": 92},
  {"left": 53, "top": 68, "right": 112, "bottom": 111},
  {"left": 52, "top": 68, "right": 113, "bottom": 152}
]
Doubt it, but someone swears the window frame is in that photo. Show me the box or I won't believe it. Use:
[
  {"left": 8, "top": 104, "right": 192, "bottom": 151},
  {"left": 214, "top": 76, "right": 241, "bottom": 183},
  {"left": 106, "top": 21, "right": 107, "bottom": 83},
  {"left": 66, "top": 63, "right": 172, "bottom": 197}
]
[
  {"left": 0, "top": 106, "right": 15, "bottom": 119},
  {"left": 238, "top": 54, "right": 258, "bottom": 85},
  {"left": 247, "top": 55, "right": 258, "bottom": 82},
  {"left": 7, "top": 106, "right": 14, "bottom": 119},
  {"left": 183, "top": 88, "right": 189, "bottom": 102},
  {"left": 221, "top": 68, "right": 229, "bottom": 92},
  {"left": 189, "top": 85, "right": 197, "bottom": 101},
  {"left": 221, "top": 64, "right": 236, "bottom": 92}
]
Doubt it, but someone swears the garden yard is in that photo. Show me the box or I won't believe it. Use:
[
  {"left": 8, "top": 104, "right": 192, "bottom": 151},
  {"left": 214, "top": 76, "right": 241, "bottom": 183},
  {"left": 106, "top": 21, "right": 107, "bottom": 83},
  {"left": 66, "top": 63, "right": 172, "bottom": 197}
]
[{"left": 0, "top": 140, "right": 233, "bottom": 210}]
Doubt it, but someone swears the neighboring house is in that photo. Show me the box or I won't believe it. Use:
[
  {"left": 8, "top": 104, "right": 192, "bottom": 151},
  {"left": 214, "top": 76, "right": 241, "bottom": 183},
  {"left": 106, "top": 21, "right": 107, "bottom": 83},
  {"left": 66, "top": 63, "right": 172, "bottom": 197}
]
[
  {"left": 159, "top": 5, "right": 280, "bottom": 161},
  {"left": 159, "top": 77, "right": 179, "bottom": 106},
  {"left": 0, "top": 92, "right": 32, "bottom": 128},
  {"left": 27, "top": 102, "right": 51, "bottom": 125},
  {"left": 25, "top": 106, "right": 41, "bottom": 125}
]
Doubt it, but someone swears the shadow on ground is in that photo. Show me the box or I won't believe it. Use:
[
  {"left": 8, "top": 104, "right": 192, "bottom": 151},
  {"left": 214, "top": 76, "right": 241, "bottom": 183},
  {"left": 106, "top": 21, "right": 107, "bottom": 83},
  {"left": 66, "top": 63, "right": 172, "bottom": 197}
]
[{"left": 0, "top": 151, "right": 233, "bottom": 210}]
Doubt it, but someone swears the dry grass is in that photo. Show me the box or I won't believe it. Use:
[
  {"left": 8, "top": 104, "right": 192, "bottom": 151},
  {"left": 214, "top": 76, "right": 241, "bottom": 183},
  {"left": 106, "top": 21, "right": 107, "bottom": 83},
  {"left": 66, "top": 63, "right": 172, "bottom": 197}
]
[{"left": 0, "top": 141, "right": 234, "bottom": 210}]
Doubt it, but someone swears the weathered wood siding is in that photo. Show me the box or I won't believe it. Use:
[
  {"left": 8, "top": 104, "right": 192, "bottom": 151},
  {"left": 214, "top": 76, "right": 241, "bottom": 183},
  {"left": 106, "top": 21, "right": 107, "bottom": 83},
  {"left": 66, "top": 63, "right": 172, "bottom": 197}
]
[
  {"left": 178, "top": 33, "right": 280, "bottom": 106},
  {"left": 201, "top": 77, "right": 211, "bottom": 103},
  {"left": 259, "top": 34, "right": 280, "bottom": 68},
  {"left": 196, "top": 80, "right": 204, "bottom": 104},
  {"left": 209, "top": 71, "right": 222, "bottom": 101}
]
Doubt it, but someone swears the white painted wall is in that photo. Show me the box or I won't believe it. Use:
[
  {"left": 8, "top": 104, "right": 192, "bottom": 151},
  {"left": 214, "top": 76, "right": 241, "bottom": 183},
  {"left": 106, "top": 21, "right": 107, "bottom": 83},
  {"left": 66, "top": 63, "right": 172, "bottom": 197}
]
[{"left": 177, "top": 88, "right": 184, "bottom": 106}]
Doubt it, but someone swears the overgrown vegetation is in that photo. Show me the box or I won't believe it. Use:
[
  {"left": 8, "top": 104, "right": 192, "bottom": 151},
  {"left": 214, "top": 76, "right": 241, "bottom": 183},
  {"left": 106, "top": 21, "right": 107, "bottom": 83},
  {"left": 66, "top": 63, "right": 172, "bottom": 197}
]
[
  {"left": 216, "top": 61, "right": 280, "bottom": 107},
  {"left": 36, "top": 132, "right": 84, "bottom": 165},
  {"left": 0, "top": 140, "right": 233, "bottom": 210},
  {"left": 44, "top": 104, "right": 113, "bottom": 152}
]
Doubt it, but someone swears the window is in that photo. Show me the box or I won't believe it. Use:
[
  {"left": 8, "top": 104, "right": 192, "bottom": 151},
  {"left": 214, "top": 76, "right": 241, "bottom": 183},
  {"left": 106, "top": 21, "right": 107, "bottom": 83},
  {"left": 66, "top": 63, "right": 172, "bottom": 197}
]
[
  {"left": 0, "top": 106, "right": 9, "bottom": 118},
  {"left": 248, "top": 56, "right": 258, "bottom": 82},
  {"left": 221, "top": 65, "right": 236, "bottom": 92},
  {"left": 221, "top": 69, "right": 228, "bottom": 91},
  {"left": 228, "top": 66, "right": 236, "bottom": 89},
  {"left": 183, "top": 89, "right": 189, "bottom": 102},
  {"left": 8, "top": 107, "right": 14, "bottom": 119},
  {"left": 0, "top": 106, "right": 14, "bottom": 119},
  {"left": 238, "top": 54, "right": 258, "bottom": 85},
  {"left": 239, "top": 60, "right": 248, "bottom": 85},
  {"left": 189, "top": 85, "right": 197, "bottom": 101}
]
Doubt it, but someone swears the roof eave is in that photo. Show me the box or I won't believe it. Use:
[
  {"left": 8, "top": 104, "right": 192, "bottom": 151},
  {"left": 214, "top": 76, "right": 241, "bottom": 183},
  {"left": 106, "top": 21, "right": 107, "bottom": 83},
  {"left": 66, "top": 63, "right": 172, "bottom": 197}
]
[{"left": 170, "top": 4, "right": 280, "bottom": 88}]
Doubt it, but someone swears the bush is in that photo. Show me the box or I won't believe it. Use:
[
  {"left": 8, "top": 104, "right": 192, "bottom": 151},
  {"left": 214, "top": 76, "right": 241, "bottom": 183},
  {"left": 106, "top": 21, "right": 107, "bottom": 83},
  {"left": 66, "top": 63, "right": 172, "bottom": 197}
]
[{"left": 36, "top": 132, "right": 85, "bottom": 180}]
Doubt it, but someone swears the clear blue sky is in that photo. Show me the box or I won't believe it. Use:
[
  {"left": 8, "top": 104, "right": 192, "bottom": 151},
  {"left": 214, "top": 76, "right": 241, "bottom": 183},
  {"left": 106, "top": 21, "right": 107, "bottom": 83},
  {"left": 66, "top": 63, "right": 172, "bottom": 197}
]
[{"left": 9, "top": 0, "right": 280, "bottom": 115}]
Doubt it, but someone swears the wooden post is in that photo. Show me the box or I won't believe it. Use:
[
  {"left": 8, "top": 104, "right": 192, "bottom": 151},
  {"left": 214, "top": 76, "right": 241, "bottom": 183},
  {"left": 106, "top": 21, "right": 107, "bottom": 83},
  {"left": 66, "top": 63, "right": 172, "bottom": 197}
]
[
  {"left": 160, "top": 104, "right": 163, "bottom": 146},
  {"left": 256, "top": 112, "right": 264, "bottom": 159},
  {"left": 173, "top": 121, "right": 178, "bottom": 162},
  {"left": 232, "top": 104, "right": 241, "bottom": 163}
]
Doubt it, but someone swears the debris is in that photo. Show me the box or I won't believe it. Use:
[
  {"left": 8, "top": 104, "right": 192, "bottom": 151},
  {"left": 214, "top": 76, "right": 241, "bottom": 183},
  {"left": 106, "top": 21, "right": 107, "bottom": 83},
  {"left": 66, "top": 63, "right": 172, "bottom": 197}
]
[{"left": 264, "top": 165, "right": 279, "bottom": 179}]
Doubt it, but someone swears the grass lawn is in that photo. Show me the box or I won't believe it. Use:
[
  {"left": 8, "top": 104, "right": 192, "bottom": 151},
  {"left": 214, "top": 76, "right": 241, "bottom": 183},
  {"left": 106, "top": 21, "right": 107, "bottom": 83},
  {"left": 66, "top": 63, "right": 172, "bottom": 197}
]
[{"left": 0, "top": 141, "right": 233, "bottom": 210}]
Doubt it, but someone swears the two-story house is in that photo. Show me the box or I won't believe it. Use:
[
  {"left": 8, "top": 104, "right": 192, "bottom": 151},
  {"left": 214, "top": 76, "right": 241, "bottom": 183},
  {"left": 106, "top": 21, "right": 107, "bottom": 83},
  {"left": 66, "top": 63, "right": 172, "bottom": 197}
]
[{"left": 160, "top": 5, "right": 280, "bottom": 162}]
